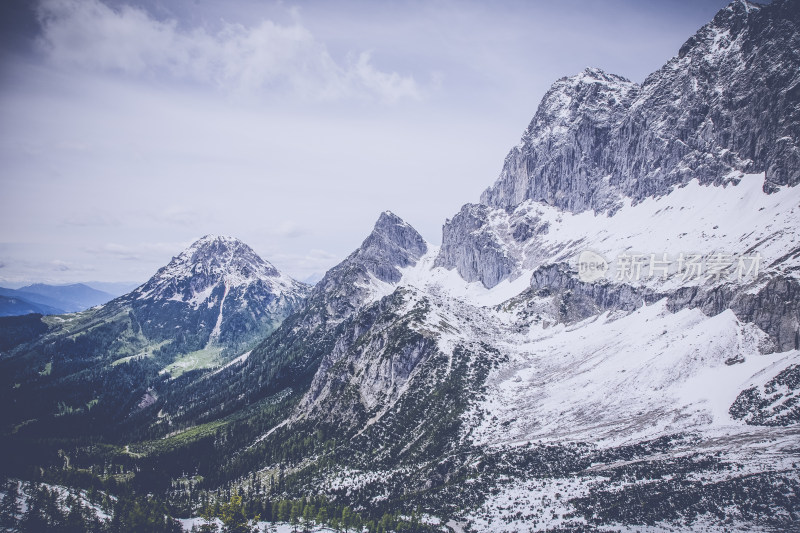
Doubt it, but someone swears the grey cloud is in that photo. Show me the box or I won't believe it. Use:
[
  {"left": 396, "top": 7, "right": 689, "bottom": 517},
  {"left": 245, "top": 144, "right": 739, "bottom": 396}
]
[
  {"left": 43, "top": 259, "right": 97, "bottom": 274},
  {"left": 154, "top": 206, "right": 208, "bottom": 228},
  {"left": 35, "top": 0, "right": 421, "bottom": 103},
  {"left": 51, "top": 260, "right": 71, "bottom": 271},
  {"left": 266, "top": 248, "right": 339, "bottom": 278}
]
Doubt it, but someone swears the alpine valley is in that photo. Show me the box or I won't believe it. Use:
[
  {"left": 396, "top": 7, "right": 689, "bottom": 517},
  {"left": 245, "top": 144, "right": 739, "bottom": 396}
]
[{"left": 1, "top": 1, "right": 799, "bottom": 532}]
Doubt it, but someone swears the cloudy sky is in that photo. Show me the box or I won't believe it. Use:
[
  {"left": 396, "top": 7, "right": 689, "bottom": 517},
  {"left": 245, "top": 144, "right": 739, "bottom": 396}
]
[{"left": 0, "top": 0, "right": 733, "bottom": 287}]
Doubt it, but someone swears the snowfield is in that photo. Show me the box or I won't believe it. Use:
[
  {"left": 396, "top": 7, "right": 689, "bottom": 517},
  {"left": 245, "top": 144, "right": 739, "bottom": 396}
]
[{"left": 313, "top": 171, "right": 800, "bottom": 531}]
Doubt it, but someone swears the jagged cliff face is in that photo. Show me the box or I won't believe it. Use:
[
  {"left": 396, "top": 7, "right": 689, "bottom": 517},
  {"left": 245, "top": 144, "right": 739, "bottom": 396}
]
[
  {"left": 480, "top": 0, "right": 800, "bottom": 215},
  {"left": 480, "top": 68, "right": 637, "bottom": 213},
  {"left": 615, "top": 0, "right": 800, "bottom": 197},
  {"left": 441, "top": 0, "right": 800, "bottom": 290},
  {"left": 433, "top": 204, "right": 516, "bottom": 289},
  {"left": 357, "top": 211, "right": 428, "bottom": 284}
]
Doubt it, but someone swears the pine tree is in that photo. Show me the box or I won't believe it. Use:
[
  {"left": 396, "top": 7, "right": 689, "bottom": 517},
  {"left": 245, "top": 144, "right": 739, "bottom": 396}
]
[
  {"left": 341, "top": 506, "right": 354, "bottom": 532},
  {"left": 199, "top": 502, "right": 219, "bottom": 533},
  {"left": 219, "top": 493, "right": 258, "bottom": 533},
  {"left": 63, "top": 500, "right": 89, "bottom": 533},
  {"left": 278, "top": 500, "right": 290, "bottom": 523},
  {"left": 315, "top": 505, "right": 328, "bottom": 526},
  {"left": 302, "top": 503, "right": 314, "bottom": 532},
  {"left": 42, "top": 488, "right": 64, "bottom": 530},
  {"left": 289, "top": 500, "right": 302, "bottom": 532}
]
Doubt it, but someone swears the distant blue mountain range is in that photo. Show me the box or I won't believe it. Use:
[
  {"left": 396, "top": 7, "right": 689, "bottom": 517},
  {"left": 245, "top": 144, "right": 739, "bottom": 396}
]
[{"left": 0, "top": 283, "right": 117, "bottom": 316}]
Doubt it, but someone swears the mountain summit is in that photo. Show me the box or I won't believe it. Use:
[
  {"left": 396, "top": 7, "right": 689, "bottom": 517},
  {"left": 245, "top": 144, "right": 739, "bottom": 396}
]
[
  {"left": 356, "top": 211, "right": 428, "bottom": 284},
  {"left": 131, "top": 235, "right": 289, "bottom": 305},
  {"left": 121, "top": 235, "right": 310, "bottom": 351},
  {"left": 481, "top": 0, "right": 800, "bottom": 213}
]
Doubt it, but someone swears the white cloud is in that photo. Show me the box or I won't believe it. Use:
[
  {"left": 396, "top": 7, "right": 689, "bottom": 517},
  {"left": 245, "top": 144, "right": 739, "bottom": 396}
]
[
  {"left": 154, "top": 206, "right": 211, "bottom": 228},
  {"left": 61, "top": 210, "right": 121, "bottom": 227},
  {"left": 83, "top": 241, "right": 191, "bottom": 262},
  {"left": 265, "top": 221, "right": 307, "bottom": 239},
  {"left": 51, "top": 259, "right": 96, "bottom": 272},
  {"left": 34, "top": 0, "right": 421, "bottom": 102}
]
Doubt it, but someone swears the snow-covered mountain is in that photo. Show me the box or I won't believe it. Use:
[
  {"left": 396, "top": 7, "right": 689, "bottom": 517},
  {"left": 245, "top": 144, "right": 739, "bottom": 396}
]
[
  {"left": 120, "top": 234, "right": 309, "bottom": 349},
  {"left": 480, "top": 0, "right": 800, "bottom": 215},
  {"left": 0, "top": 235, "right": 310, "bottom": 446}
]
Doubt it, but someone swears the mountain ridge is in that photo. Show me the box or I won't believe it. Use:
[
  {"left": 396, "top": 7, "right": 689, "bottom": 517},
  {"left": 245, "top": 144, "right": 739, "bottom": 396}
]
[
  {"left": 0, "top": 282, "right": 115, "bottom": 315},
  {"left": 479, "top": 0, "right": 800, "bottom": 215},
  {"left": 199, "top": 2, "right": 799, "bottom": 529}
]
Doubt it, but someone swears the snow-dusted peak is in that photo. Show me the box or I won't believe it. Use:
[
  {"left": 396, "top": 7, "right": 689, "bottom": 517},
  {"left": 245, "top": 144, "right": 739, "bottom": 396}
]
[
  {"left": 523, "top": 67, "right": 637, "bottom": 136},
  {"left": 373, "top": 210, "right": 416, "bottom": 235},
  {"left": 131, "top": 235, "right": 302, "bottom": 305},
  {"left": 710, "top": 0, "right": 762, "bottom": 28},
  {"left": 573, "top": 66, "right": 632, "bottom": 86},
  {"left": 188, "top": 234, "right": 248, "bottom": 250},
  {"left": 88, "top": 235, "right": 312, "bottom": 355},
  {"left": 159, "top": 234, "right": 279, "bottom": 284},
  {"left": 674, "top": 0, "right": 760, "bottom": 64},
  {"left": 478, "top": 66, "right": 637, "bottom": 212},
  {"left": 307, "top": 212, "right": 429, "bottom": 316}
]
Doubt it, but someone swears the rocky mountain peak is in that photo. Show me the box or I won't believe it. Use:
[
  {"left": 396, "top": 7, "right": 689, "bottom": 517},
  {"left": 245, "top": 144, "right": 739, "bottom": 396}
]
[
  {"left": 130, "top": 235, "right": 290, "bottom": 305},
  {"left": 181, "top": 235, "right": 276, "bottom": 277},
  {"left": 709, "top": 0, "right": 761, "bottom": 31},
  {"left": 370, "top": 211, "right": 426, "bottom": 251},
  {"left": 479, "top": 66, "right": 637, "bottom": 212},
  {"left": 178, "top": 234, "right": 280, "bottom": 280},
  {"left": 374, "top": 210, "right": 406, "bottom": 229},
  {"left": 520, "top": 67, "right": 637, "bottom": 141},
  {"left": 308, "top": 211, "right": 428, "bottom": 319},
  {"left": 355, "top": 211, "right": 428, "bottom": 284},
  {"left": 478, "top": 0, "right": 799, "bottom": 215},
  {"left": 116, "top": 235, "right": 309, "bottom": 350},
  {"left": 676, "top": 0, "right": 761, "bottom": 61}
]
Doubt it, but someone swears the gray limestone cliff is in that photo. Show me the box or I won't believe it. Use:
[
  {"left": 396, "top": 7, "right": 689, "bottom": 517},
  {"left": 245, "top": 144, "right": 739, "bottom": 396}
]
[
  {"left": 306, "top": 211, "right": 427, "bottom": 322},
  {"left": 481, "top": 0, "right": 800, "bottom": 213},
  {"left": 433, "top": 204, "right": 515, "bottom": 289},
  {"left": 440, "top": 0, "right": 800, "bottom": 289}
]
